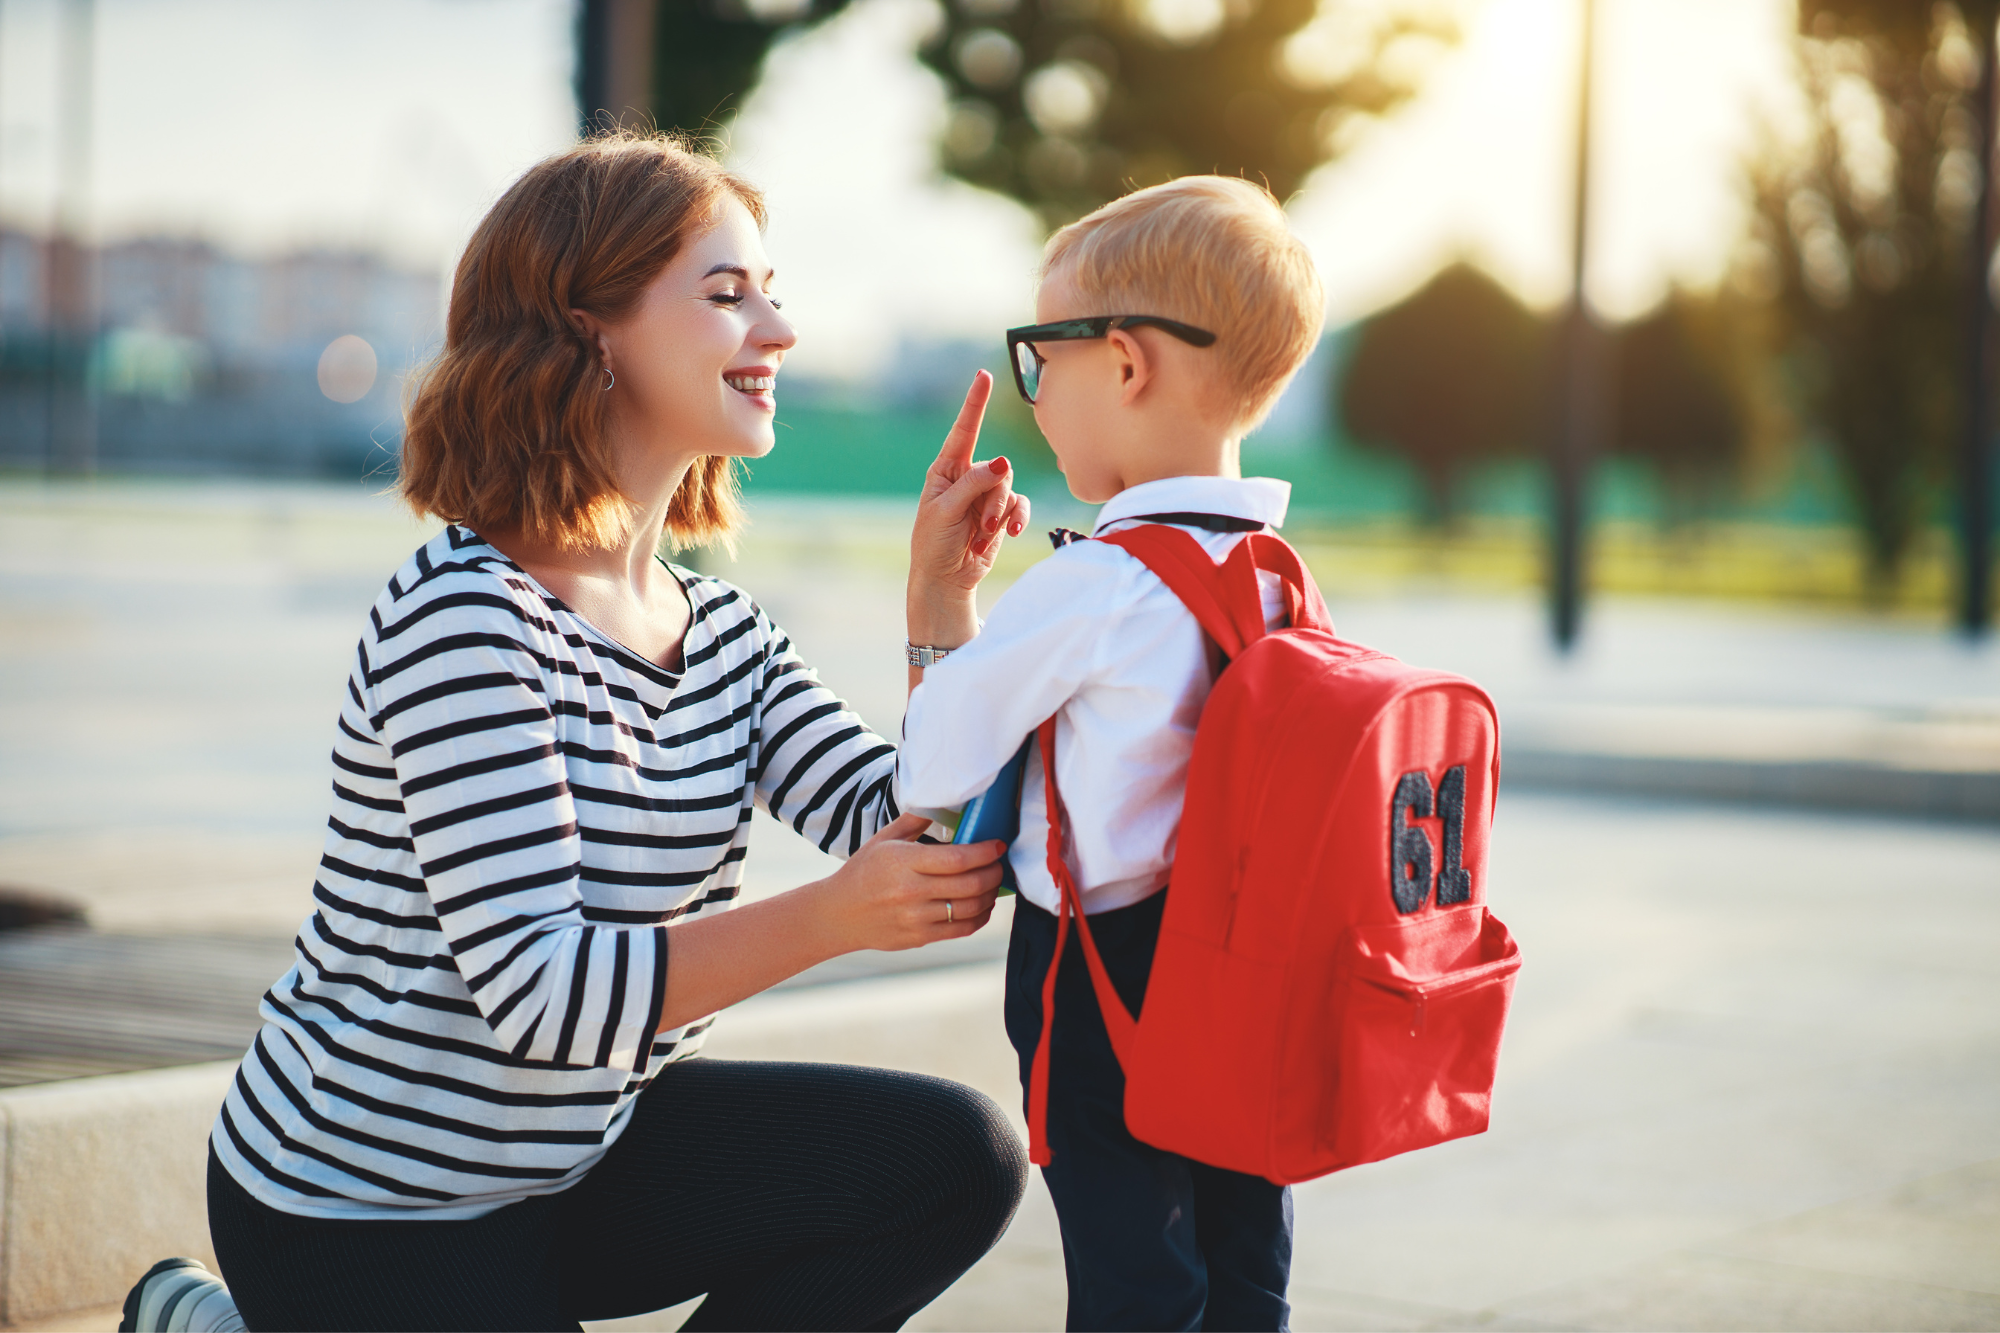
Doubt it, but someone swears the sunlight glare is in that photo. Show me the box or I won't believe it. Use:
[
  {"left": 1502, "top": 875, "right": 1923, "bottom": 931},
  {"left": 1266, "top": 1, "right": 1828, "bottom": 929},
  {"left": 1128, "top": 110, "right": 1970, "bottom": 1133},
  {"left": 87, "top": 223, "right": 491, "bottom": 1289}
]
[
  {"left": 1293, "top": 0, "right": 1805, "bottom": 326},
  {"left": 1133, "top": 0, "right": 1227, "bottom": 46}
]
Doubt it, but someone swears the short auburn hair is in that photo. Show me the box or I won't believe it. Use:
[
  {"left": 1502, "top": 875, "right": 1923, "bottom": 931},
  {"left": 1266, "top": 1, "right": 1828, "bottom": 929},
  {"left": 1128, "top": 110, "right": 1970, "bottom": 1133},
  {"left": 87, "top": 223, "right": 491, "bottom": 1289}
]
[
  {"left": 1041, "top": 176, "right": 1324, "bottom": 433},
  {"left": 400, "top": 130, "right": 764, "bottom": 552}
]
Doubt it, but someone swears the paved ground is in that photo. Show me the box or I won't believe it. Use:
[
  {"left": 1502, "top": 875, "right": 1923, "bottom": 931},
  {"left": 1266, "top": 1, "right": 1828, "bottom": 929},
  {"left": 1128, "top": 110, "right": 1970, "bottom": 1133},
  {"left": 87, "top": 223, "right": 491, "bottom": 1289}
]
[
  {"left": 4, "top": 479, "right": 1996, "bottom": 865},
  {"left": 19, "top": 793, "right": 2000, "bottom": 1333},
  {"left": 627, "top": 793, "right": 2000, "bottom": 1333},
  {"left": 4, "top": 480, "right": 1999, "bottom": 1329}
]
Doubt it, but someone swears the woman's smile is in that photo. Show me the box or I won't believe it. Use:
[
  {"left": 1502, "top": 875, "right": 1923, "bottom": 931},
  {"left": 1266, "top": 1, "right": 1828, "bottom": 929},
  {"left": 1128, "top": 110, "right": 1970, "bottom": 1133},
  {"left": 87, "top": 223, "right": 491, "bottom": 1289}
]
[{"left": 725, "top": 364, "right": 778, "bottom": 409}]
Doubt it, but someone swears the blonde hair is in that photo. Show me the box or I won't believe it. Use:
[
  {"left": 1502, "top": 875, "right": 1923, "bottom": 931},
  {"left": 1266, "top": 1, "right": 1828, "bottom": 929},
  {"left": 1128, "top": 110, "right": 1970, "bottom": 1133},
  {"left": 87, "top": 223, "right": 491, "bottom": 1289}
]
[
  {"left": 400, "top": 130, "right": 762, "bottom": 553},
  {"left": 1041, "top": 176, "right": 1324, "bottom": 432}
]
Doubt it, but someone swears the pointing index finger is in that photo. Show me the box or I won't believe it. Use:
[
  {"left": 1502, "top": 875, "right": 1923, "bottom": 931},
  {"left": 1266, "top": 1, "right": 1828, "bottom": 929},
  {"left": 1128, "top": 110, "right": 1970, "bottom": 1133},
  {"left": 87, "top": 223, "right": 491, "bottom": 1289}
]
[{"left": 934, "top": 370, "right": 993, "bottom": 475}]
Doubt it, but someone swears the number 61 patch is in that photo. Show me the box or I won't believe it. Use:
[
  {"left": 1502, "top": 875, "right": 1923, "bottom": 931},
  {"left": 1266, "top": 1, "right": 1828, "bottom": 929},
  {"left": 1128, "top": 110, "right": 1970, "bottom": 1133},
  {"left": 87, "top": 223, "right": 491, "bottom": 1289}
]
[{"left": 1389, "top": 766, "right": 1473, "bottom": 914}]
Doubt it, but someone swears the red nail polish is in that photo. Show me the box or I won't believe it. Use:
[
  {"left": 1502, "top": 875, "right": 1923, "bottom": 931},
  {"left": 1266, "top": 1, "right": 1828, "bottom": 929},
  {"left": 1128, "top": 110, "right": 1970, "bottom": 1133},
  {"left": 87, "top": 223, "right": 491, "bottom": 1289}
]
[{"left": 992, "top": 456, "right": 1010, "bottom": 475}]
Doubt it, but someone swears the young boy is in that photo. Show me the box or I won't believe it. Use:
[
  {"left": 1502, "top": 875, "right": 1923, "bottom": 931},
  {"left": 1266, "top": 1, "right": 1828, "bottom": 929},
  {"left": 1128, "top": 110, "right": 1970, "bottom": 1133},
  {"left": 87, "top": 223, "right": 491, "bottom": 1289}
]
[{"left": 898, "top": 176, "right": 1325, "bottom": 1332}]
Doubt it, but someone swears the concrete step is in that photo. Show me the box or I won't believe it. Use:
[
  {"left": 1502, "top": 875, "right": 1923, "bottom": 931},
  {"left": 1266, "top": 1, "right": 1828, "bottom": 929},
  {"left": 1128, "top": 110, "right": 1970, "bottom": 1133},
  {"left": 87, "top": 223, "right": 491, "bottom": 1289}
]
[
  {"left": 0, "top": 962, "right": 1025, "bottom": 1331},
  {"left": 1504, "top": 703, "right": 2000, "bottom": 820}
]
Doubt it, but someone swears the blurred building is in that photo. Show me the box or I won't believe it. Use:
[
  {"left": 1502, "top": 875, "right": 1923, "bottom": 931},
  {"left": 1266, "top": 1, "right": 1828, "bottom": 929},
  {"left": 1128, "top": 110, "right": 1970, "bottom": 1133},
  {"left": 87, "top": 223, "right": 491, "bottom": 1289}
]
[{"left": 0, "top": 228, "right": 440, "bottom": 480}]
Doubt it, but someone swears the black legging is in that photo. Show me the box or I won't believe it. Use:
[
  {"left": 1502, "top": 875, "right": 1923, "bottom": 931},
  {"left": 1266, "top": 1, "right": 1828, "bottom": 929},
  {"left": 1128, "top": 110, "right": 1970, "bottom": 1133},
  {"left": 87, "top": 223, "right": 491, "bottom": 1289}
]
[{"left": 207, "top": 1058, "right": 1028, "bottom": 1332}]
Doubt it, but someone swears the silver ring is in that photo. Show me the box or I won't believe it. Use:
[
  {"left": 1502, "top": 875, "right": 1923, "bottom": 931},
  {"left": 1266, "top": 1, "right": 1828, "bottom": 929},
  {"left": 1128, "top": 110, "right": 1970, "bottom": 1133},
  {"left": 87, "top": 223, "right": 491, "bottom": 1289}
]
[
  {"left": 603, "top": 367, "right": 615, "bottom": 391},
  {"left": 945, "top": 900, "right": 954, "bottom": 924}
]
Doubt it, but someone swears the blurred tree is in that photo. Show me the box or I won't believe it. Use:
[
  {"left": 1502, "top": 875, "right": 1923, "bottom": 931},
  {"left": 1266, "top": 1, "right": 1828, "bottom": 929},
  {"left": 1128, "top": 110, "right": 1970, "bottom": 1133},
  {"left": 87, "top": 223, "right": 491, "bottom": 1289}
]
[
  {"left": 917, "top": 0, "right": 1458, "bottom": 231},
  {"left": 602, "top": 1, "right": 1458, "bottom": 233},
  {"left": 654, "top": 1, "right": 861, "bottom": 133},
  {"left": 578, "top": 0, "right": 856, "bottom": 137},
  {"left": 1739, "top": 1, "right": 1996, "bottom": 590},
  {"left": 1608, "top": 293, "right": 1747, "bottom": 526},
  {"left": 1338, "top": 263, "right": 1548, "bottom": 524}
]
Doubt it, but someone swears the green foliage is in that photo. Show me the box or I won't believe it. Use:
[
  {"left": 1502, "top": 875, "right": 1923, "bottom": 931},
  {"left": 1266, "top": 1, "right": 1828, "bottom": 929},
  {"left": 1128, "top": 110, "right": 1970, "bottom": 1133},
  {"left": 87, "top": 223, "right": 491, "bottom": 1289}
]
[
  {"left": 1802, "top": 0, "right": 1997, "bottom": 42},
  {"left": 1339, "top": 264, "right": 1748, "bottom": 527},
  {"left": 1739, "top": 2, "right": 1990, "bottom": 584},
  {"left": 1337, "top": 263, "right": 1548, "bottom": 522},
  {"left": 643, "top": 1, "right": 855, "bottom": 137},
  {"left": 636, "top": 1, "right": 1456, "bottom": 237},
  {"left": 917, "top": 0, "right": 1456, "bottom": 232},
  {"left": 1610, "top": 295, "right": 1748, "bottom": 524}
]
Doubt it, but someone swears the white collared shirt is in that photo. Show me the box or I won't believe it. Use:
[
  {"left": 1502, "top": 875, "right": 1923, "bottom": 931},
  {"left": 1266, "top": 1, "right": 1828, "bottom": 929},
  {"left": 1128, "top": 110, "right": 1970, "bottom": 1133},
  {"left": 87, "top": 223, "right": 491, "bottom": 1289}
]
[{"left": 899, "top": 475, "right": 1291, "bottom": 915}]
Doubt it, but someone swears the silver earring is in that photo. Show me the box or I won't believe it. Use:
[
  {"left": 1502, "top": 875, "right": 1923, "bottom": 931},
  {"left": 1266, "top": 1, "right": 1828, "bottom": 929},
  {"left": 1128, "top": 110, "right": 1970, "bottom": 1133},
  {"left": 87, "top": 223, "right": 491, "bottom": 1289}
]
[{"left": 603, "top": 367, "right": 615, "bottom": 391}]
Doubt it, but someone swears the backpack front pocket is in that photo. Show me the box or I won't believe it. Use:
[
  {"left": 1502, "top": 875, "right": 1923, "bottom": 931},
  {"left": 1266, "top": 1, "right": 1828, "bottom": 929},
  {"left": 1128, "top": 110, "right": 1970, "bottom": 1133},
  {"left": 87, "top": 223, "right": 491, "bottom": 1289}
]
[{"left": 1323, "top": 905, "right": 1520, "bottom": 1168}]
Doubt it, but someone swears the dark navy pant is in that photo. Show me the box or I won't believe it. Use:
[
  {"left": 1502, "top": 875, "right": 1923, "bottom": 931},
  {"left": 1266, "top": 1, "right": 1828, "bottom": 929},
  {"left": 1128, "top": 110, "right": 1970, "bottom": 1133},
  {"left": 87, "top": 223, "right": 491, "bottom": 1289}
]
[
  {"left": 208, "top": 1060, "right": 1025, "bottom": 1331},
  {"left": 1005, "top": 892, "right": 1292, "bottom": 1332}
]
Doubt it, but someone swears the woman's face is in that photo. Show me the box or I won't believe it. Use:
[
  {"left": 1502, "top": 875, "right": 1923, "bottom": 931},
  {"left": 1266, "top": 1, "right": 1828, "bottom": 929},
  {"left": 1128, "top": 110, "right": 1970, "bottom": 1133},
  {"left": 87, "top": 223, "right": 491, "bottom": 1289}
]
[{"left": 593, "top": 196, "right": 796, "bottom": 462}]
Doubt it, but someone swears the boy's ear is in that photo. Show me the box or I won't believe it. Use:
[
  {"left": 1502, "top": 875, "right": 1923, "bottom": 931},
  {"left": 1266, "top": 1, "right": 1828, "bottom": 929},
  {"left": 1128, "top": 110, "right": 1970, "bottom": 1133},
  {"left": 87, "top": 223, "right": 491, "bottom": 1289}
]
[{"left": 1106, "top": 327, "right": 1153, "bottom": 407}]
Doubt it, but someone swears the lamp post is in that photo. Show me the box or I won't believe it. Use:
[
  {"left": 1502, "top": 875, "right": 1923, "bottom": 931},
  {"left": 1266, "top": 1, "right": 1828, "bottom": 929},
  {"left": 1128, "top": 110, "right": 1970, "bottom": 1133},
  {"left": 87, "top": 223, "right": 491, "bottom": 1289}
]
[
  {"left": 1959, "top": 4, "right": 1999, "bottom": 639},
  {"left": 1550, "top": 0, "right": 1603, "bottom": 651}
]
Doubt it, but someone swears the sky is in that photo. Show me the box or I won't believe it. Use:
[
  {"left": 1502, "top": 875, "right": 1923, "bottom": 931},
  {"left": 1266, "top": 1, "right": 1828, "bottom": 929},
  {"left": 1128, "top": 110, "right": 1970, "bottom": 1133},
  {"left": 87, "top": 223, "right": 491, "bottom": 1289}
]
[
  {"left": 0, "top": 0, "right": 576, "bottom": 270},
  {"left": 0, "top": 0, "right": 1802, "bottom": 379},
  {"left": 1291, "top": 0, "right": 1799, "bottom": 320}
]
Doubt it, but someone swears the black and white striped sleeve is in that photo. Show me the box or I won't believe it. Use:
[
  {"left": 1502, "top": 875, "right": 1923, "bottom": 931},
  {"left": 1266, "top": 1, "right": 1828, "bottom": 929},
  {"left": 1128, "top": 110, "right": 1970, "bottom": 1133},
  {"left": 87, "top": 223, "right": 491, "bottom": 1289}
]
[
  {"left": 364, "top": 586, "right": 665, "bottom": 1072},
  {"left": 748, "top": 607, "right": 901, "bottom": 858}
]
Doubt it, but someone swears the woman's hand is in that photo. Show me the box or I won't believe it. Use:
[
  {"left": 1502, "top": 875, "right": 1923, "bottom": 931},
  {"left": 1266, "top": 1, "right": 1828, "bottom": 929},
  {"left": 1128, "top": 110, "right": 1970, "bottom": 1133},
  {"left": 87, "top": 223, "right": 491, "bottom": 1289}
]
[
  {"left": 810, "top": 813, "right": 1005, "bottom": 954},
  {"left": 657, "top": 814, "right": 1004, "bottom": 1030},
  {"left": 908, "top": 371, "right": 1032, "bottom": 648}
]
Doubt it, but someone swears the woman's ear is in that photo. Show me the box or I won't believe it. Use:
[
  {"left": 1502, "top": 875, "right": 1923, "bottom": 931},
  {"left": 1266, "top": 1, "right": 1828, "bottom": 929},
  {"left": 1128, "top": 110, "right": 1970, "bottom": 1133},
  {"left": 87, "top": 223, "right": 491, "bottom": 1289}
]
[
  {"left": 569, "top": 308, "right": 614, "bottom": 371},
  {"left": 1106, "top": 327, "right": 1153, "bottom": 406}
]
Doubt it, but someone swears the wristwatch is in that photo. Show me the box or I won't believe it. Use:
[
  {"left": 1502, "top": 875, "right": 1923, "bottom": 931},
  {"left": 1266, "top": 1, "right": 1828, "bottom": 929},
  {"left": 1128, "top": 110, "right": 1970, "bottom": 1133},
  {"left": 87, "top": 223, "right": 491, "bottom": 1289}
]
[{"left": 906, "top": 642, "right": 953, "bottom": 667}]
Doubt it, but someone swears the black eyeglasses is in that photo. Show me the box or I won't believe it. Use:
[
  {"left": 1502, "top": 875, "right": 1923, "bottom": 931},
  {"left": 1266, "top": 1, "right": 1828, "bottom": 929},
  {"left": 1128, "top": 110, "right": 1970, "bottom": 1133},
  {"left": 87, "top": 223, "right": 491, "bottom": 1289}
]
[{"left": 1004, "top": 315, "right": 1217, "bottom": 404}]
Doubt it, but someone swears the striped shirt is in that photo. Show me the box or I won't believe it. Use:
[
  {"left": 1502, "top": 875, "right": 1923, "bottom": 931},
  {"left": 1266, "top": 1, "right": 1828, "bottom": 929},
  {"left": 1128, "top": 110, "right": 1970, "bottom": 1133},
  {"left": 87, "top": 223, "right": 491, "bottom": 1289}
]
[{"left": 210, "top": 525, "right": 900, "bottom": 1220}]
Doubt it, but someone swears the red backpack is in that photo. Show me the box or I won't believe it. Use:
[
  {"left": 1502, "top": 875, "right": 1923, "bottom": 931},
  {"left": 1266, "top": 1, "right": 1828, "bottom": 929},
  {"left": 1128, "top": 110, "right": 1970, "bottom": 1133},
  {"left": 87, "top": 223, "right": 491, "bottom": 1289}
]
[{"left": 1024, "top": 525, "right": 1521, "bottom": 1184}]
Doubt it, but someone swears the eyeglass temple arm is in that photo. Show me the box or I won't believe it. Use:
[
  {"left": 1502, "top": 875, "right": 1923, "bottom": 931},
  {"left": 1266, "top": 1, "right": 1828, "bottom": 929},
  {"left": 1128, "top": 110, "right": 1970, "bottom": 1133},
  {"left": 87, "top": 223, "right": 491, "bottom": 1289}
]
[{"left": 1116, "top": 316, "right": 1216, "bottom": 348}]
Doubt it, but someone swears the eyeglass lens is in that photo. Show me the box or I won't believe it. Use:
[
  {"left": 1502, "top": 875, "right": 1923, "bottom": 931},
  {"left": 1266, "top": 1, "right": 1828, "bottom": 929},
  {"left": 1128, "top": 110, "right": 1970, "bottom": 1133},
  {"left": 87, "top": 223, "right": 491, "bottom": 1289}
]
[{"left": 1013, "top": 341, "right": 1041, "bottom": 402}]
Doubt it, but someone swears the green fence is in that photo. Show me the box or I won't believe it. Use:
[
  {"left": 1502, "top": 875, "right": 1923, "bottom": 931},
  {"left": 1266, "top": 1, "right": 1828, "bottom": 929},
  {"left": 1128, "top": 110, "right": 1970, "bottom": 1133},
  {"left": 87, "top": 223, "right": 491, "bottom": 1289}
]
[{"left": 747, "top": 403, "right": 1868, "bottom": 529}]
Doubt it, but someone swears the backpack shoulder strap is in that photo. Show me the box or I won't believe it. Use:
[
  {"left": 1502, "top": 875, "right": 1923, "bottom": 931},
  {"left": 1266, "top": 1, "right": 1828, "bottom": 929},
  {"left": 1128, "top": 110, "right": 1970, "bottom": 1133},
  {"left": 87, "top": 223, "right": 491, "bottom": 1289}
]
[
  {"left": 1097, "top": 525, "right": 1264, "bottom": 655},
  {"left": 1100, "top": 525, "right": 1334, "bottom": 646},
  {"left": 1024, "top": 715, "right": 1137, "bottom": 1166},
  {"left": 1228, "top": 532, "right": 1335, "bottom": 634}
]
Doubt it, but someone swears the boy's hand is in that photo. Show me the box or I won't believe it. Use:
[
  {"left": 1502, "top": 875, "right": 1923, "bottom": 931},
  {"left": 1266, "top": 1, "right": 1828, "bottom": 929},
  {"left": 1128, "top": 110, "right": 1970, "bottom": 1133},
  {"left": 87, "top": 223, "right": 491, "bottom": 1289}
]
[
  {"left": 908, "top": 371, "right": 1032, "bottom": 644},
  {"left": 811, "top": 813, "right": 1005, "bottom": 953}
]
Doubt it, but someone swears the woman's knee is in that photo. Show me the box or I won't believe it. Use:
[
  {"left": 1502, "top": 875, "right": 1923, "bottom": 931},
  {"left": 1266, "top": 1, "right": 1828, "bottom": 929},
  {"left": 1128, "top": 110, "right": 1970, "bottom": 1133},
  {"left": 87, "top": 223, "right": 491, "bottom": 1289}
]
[
  {"left": 636, "top": 1059, "right": 1027, "bottom": 1235},
  {"left": 897, "top": 1073, "right": 1029, "bottom": 1230}
]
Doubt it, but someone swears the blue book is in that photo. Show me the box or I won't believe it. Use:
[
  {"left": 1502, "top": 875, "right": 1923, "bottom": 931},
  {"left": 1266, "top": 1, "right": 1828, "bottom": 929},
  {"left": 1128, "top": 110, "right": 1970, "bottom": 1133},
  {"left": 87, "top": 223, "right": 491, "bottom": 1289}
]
[{"left": 951, "top": 737, "right": 1032, "bottom": 893}]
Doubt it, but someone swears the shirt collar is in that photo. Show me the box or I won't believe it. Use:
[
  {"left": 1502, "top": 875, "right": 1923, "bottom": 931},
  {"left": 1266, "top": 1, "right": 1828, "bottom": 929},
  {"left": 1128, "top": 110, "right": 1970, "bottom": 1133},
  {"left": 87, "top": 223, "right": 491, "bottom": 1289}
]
[{"left": 1092, "top": 476, "right": 1292, "bottom": 535}]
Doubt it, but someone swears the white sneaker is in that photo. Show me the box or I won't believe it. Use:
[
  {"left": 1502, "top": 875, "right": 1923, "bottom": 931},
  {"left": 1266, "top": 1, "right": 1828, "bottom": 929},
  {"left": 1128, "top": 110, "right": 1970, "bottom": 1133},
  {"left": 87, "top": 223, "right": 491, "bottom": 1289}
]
[{"left": 119, "top": 1258, "right": 244, "bottom": 1333}]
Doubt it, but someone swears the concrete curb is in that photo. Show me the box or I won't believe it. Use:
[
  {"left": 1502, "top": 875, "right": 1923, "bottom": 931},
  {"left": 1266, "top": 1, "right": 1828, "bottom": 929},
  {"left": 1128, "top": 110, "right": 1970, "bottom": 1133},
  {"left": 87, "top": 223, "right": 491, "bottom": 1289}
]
[
  {"left": 0, "top": 965, "right": 1012, "bottom": 1330},
  {"left": 1503, "top": 748, "right": 2000, "bottom": 822},
  {"left": 0, "top": 1063, "right": 235, "bottom": 1328}
]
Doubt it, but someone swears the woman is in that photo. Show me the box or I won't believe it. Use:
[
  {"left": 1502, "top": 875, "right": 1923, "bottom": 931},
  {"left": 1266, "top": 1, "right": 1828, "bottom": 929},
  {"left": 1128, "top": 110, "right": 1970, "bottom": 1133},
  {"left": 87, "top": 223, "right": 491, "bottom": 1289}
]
[{"left": 180, "top": 132, "right": 1032, "bottom": 1331}]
